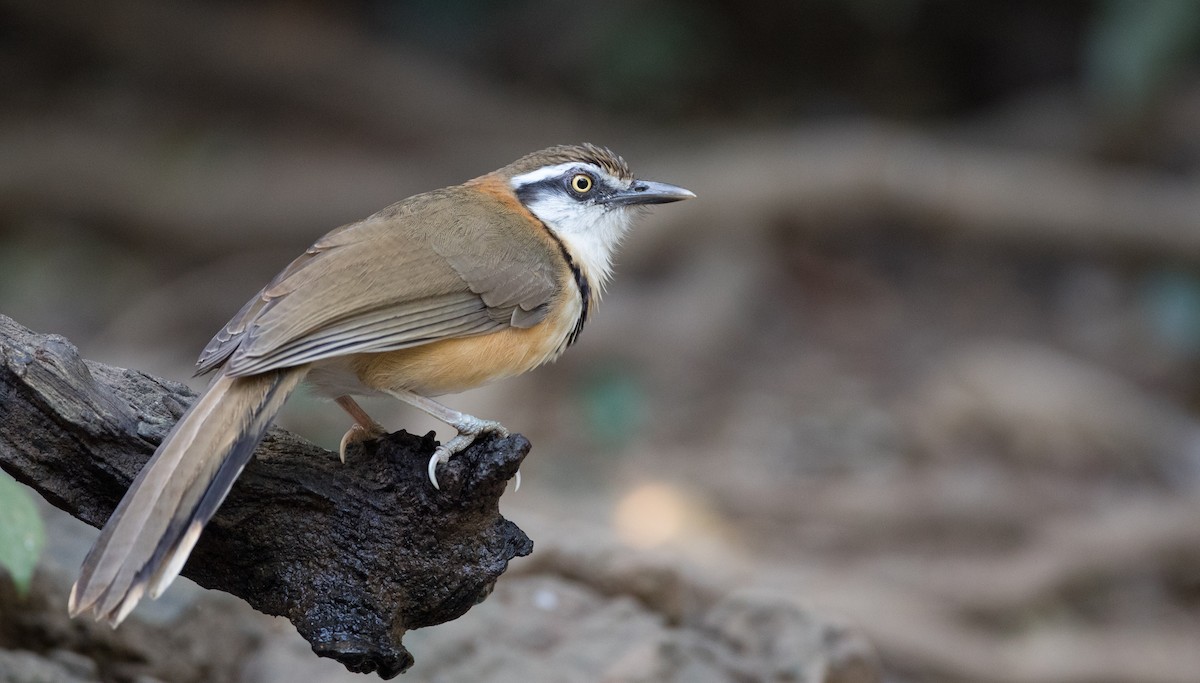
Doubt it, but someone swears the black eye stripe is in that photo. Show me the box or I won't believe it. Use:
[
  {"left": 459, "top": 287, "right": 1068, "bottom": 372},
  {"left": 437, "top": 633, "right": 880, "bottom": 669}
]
[
  {"left": 514, "top": 177, "right": 559, "bottom": 205},
  {"left": 515, "top": 172, "right": 611, "bottom": 205}
]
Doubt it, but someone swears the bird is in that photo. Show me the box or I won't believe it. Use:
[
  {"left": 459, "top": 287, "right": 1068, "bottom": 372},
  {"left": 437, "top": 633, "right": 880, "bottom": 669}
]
[{"left": 68, "top": 143, "right": 694, "bottom": 627}]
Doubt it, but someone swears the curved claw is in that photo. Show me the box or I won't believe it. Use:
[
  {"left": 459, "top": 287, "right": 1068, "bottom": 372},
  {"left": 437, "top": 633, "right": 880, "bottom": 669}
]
[
  {"left": 426, "top": 439, "right": 464, "bottom": 489},
  {"left": 513, "top": 470, "right": 521, "bottom": 493},
  {"left": 339, "top": 423, "right": 386, "bottom": 464},
  {"left": 422, "top": 419, "right": 509, "bottom": 490},
  {"left": 427, "top": 446, "right": 453, "bottom": 489},
  {"left": 424, "top": 453, "right": 439, "bottom": 489}
]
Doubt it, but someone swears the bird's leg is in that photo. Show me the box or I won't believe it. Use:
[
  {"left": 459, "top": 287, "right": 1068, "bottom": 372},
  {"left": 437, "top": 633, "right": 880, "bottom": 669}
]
[
  {"left": 335, "top": 396, "right": 387, "bottom": 463},
  {"left": 384, "top": 389, "right": 513, "bottom": 490}
]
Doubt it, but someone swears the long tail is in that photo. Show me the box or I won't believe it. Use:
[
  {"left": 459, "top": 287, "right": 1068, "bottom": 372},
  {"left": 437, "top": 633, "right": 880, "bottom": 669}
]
[{"left": 69, "top": 366, "right": 308, "bottom": 626}]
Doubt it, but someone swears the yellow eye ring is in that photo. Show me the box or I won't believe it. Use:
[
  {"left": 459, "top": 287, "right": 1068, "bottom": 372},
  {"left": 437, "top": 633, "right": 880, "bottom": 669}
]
[{"left": 570, "top": 173, "right": 593, "bottom": 194}]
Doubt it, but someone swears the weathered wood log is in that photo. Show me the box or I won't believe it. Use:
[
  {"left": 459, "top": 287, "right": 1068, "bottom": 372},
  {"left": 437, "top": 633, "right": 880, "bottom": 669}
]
[{"left": 0, "top": 313, "right": 532, "bottom": 678}]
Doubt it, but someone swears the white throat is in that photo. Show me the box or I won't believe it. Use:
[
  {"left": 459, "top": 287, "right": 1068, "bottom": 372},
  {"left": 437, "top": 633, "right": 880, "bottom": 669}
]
[
  {"left": 521, "top": 194, "right": 632, "bottom": 288},
  {"left": 511, "top": 162, "right": 635, "bottom": 289}
]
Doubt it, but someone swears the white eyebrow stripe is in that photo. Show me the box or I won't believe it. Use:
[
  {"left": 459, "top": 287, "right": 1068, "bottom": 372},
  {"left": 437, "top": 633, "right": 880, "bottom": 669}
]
[
  {"left": 510, "top": 163, "right": 582, "bottom": 188},
  {"left": 511, "top": 162, "right": 601, "bottom": 189}
]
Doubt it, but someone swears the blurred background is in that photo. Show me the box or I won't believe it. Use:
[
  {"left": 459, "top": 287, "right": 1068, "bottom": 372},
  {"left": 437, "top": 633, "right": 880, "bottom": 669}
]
[{"left": 2, "top": 0, "right": 1200, "bottom": 681}]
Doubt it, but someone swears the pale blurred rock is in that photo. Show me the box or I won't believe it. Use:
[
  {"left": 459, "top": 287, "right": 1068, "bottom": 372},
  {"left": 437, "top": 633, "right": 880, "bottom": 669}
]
[
  {"left": 402, "top": 575, "right": 878, "bottom": 683},
  {"left": 0, "top": 649, "right": 99, "bottom": 683},
  {"left": 694, "top": 589, "right": 878, "bottom": 683},
  {"left": 238, "top": 620, "right": 368, "bottom": 683}
]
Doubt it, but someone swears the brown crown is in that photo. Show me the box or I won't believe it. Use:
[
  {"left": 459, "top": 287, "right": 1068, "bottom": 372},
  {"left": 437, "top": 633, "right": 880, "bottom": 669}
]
[{"left": 497, "top": 144, "right": 632, "bottom": 182}]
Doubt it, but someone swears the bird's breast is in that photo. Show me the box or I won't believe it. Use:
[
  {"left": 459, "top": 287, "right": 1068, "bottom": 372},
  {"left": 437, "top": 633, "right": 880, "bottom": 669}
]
[{"left": 349, "top": 292, "right": 584, "bottom": 397}]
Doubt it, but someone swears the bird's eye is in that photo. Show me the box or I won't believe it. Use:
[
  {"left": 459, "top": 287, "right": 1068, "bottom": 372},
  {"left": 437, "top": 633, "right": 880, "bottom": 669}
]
[{"left": 569, "top": 173, "right": 593, "bottom": 194}]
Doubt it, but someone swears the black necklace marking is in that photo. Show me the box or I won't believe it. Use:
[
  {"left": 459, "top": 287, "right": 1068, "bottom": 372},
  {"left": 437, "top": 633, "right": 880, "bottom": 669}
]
[
  {"left": 561, "top": 246, "right": 591, "bottom": 347},
  {"left": 522, "top": 211, "right": 591, "bottom": 347}
]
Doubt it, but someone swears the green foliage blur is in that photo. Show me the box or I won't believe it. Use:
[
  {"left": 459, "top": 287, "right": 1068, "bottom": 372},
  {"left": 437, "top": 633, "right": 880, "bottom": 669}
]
[
  {"left": 0, "top": 472, "right": 44, "bottom": 596},
  {"left": 1085, "top": 0, "right": 1200, "bottom": 121}
]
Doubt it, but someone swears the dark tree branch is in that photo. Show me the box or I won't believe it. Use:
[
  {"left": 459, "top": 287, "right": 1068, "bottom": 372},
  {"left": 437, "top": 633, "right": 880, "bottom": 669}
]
[{"left": 0, "top": 314, "right": 533, "bottom": 679}]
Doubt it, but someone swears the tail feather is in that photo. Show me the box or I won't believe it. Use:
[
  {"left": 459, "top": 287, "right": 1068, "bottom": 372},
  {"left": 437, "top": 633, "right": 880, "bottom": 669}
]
[{"left": 69, "top": 367, "right": 308, "bottom": 625}]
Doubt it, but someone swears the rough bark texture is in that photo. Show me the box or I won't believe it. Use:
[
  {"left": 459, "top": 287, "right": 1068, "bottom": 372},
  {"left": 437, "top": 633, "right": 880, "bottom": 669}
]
[{"left": 0, "top": 314, "right": 533, "bottom": 679}]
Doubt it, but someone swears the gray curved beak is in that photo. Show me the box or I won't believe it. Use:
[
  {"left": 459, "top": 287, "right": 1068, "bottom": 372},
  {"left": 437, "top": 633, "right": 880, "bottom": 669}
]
[{"left": 604, "top": 180, "right": 696, "bottom": 206}]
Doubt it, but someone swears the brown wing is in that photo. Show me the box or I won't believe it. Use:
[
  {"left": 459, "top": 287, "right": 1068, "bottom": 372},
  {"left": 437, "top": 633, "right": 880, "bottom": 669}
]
[{"left": 196, "top": 185, "right": 562, "bottom": 377}]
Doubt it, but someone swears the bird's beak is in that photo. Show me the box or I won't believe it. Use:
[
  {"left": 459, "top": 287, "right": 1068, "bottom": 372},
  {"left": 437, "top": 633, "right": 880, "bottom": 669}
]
[{"left": 604, "top": 180, "right": 696, "bottom": 206}]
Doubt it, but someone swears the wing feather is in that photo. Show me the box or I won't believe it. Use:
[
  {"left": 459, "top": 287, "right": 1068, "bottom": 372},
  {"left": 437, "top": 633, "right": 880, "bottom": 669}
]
[
  {"left": 227, "top": 294, "right": 500, "bottom": 375},
  {"left": 197, "top": 186, "right": 563, "bottom": 377}
]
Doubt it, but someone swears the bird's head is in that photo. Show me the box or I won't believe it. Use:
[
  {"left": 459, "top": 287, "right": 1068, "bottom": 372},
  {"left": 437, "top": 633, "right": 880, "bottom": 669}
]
[{"left": 499, "top": 143, "right": 694, "bottom": 285}]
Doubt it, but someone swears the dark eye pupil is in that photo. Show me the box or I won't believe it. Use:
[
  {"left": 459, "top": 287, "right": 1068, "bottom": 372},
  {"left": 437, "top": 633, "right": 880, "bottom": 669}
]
[{"left": 573, "top": 175, "right": 590, "bottom": 192}]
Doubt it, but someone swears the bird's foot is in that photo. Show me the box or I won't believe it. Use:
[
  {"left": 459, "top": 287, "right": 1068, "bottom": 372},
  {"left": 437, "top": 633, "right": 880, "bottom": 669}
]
[
  {"left": 339, "top": 423, "right": 387, "bottom": 463},
  {"left": 427, "top": 416, "right": 510, "bottom": 490}
]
